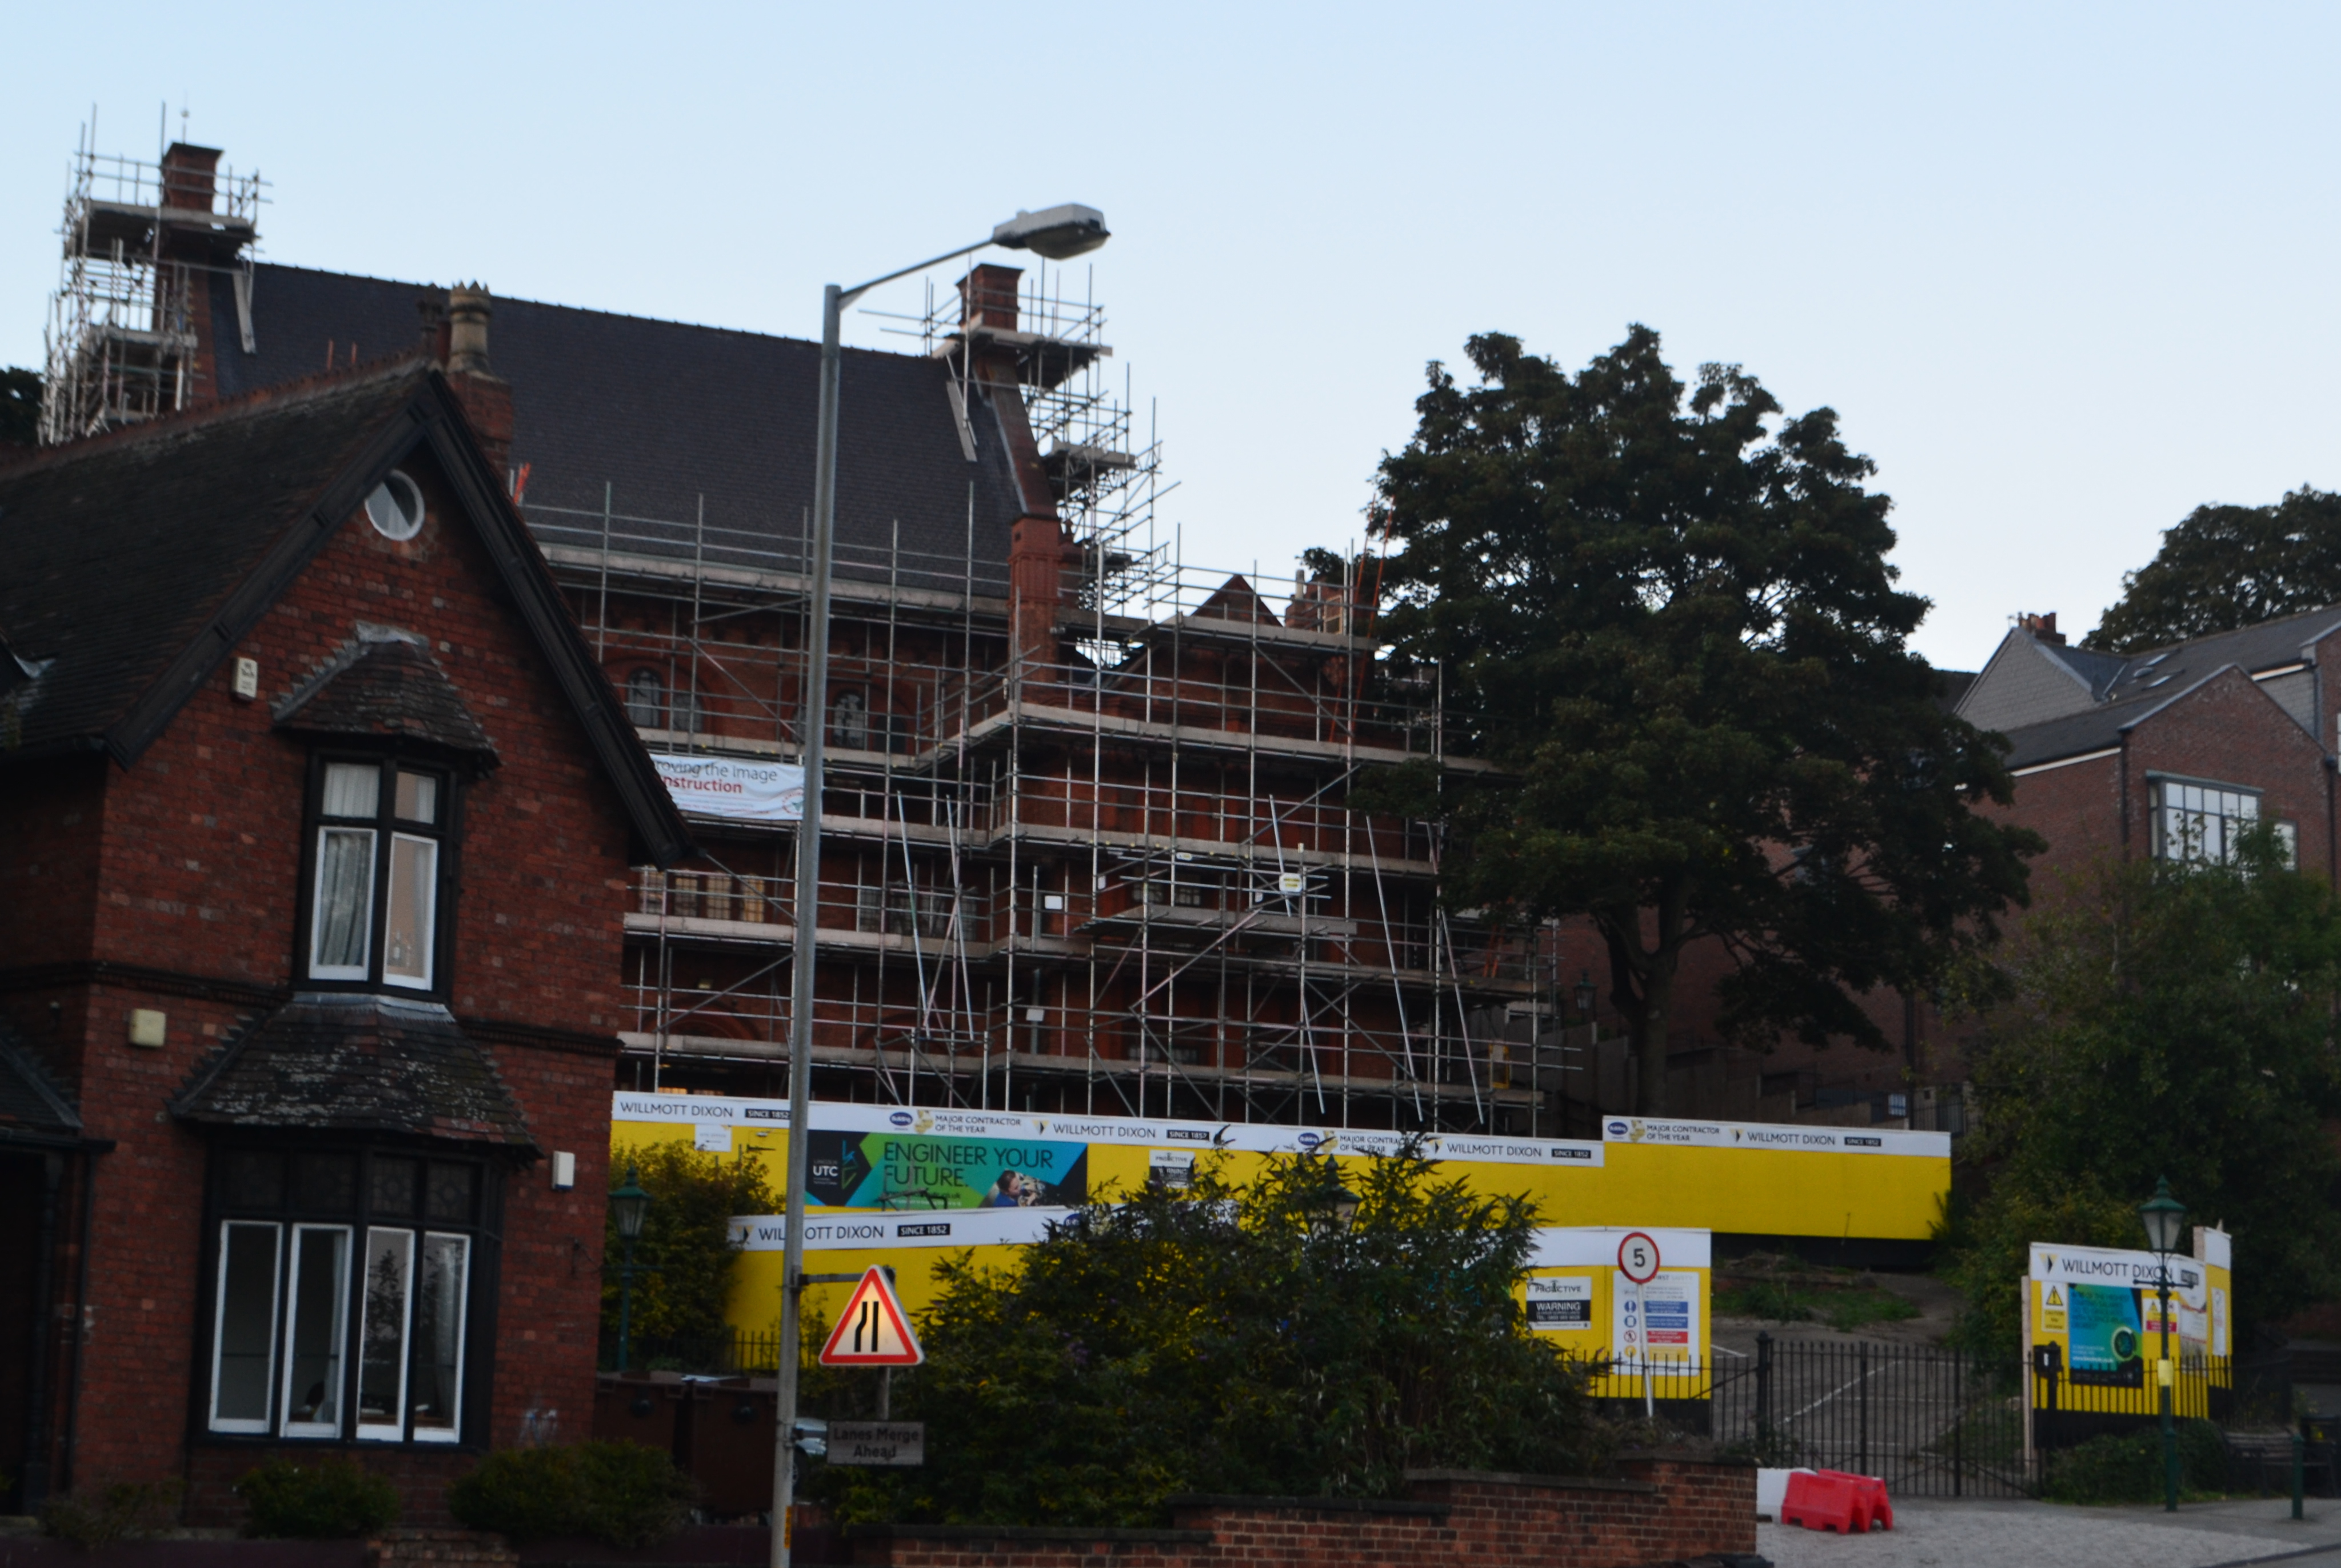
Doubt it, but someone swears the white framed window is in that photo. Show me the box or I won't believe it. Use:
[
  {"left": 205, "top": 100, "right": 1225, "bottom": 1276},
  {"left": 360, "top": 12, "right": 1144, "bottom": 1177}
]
[
  {"left": 305, "top": 759, "right": 452, "bottom": 992},
  {"left": 364, "top": 470, "right": 426, "bottom": 542},
  {"left": 411, "top": 1233, "right": 472, "bottom": 1442},
  {"left": 2152, "top": 778, "right": 2292, "bottom": 867},
  {"left": 281, "top": 1225, "right": 351, "bottom": 1438},
  {"left": 206, "top": 1150, "right": 486, "bottom": 1444},
  {"left": 207, "top": 1221, "right": 281, "bottom": 1434},
  {"left": 356, "top": 1227, "right": 416, "bottom": 1441}
]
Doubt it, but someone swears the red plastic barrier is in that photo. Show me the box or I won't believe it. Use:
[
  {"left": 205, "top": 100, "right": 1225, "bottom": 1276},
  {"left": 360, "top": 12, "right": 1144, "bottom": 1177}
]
[{"left": 1780, "top": 1468, "right": 1893, "bottom": 1533}]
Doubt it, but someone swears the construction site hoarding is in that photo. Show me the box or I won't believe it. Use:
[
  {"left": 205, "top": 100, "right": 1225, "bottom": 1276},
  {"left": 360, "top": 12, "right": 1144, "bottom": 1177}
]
[
  {"left": 608, "top": 1094, "right": 1944, "bottom": 1331},
  {"left": 648, "top": 754, "right": 805, "bottom": 823},
  {"left": 2023, "top": 1232, "right": 2233, "bottom": 1420}
]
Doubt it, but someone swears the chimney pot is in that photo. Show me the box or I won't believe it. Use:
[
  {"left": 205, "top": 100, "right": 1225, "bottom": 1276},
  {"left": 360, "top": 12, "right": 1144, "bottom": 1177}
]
[
  {"left": 447, "top": 283, "right": 493, "bottom": 375},
  {"left": 2017, "top": 611, "right": 2066, "bottom": 646}
]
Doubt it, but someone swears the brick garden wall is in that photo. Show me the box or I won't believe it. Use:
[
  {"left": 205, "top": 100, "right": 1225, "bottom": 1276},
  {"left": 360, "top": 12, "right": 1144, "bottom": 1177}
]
[{"left": 843, "top": 1460, "right": 1755, "bottom": 1568}]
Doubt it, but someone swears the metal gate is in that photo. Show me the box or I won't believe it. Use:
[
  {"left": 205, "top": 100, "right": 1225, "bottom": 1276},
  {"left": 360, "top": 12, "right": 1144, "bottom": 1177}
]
[{"left": 1706, "top": 1335, "right": 2031, "bottom": 1498}]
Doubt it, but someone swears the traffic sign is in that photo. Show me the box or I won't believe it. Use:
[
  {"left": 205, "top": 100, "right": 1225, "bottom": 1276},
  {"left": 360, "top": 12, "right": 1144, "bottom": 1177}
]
[
  {"left": 818, "top": 1266, "right": 925, "bottom": 1366},
  {"left": 1617, "top": 1231, "right": 1661, "bottom": 1285}
]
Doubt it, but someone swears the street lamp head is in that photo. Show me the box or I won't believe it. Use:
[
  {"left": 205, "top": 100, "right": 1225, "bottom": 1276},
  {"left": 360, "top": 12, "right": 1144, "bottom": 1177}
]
[
  {"left": 993, "top": 204, "right": 1110, "bottom": 261},
  {"left": 1574, "top": 970, "right": 1598, "bottom": 1018},
  {"left": 2139, "top": 1175, "right": 2187, "bottom": 1256},
  {"left": 610, "top": 1162, "right": 652, "bottom": 1242}
]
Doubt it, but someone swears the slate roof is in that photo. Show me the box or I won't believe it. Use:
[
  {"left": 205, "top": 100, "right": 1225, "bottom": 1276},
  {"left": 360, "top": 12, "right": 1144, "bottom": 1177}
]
[
  {"left": 2051, "top": 604, "right": 2341, "bottom": 707},
  {"left": 0, "top": 368, "right": 426, "bottom": 757},
  {"left": 275, "top": 634, "right": 498, "bottom": 761},
  {"left": 0, "top": 362, "right": 693, "bottom": 865},
  {"left": 0, "top": 1020, "right": 82, "bottom": 1146},
  {"left": 1998, "top": 666, "right": 2269, "bottom": 769},
  {"left": 173, "top": 993, "right": 535, "bottom": 1150},
  {"left": 206, "top": 264, "right": 1029, "bottom": 595}
]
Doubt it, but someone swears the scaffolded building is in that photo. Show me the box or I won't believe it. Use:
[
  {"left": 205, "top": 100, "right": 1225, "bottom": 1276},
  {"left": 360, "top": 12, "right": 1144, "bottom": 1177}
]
[
  {"left": 37, "top": 134, "right": 1595, "bottom": 1134},
  {"left": 41, "top": 132, "right": 262, "bottom": 444},
  {"left": 533, "top": 267, "right": 1584, "bottom": 1134}
]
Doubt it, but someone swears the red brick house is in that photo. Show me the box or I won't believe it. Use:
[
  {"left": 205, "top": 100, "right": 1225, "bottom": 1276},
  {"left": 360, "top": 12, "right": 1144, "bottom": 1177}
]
[{"left": 0, "top": 362, "right": 690, "bottom": 1518}]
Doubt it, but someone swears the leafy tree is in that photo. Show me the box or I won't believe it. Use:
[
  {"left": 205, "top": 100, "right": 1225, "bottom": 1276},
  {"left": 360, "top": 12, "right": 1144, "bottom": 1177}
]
[
  {"left": 811, "top": 1147, "right": 1619, "bottom": 1526},
  {"left": 0, "top": 367, "right": 39, "bottom": 449},
  {"left": 1943, "top": 824, "right": 2341, "bottom": 1360},
  {"left": 1367, "top": 326, "right": 2038, "bottom": 1114},
  {"left": 2086, "top": 487, "right": 2341, "bottom": 653},
  {"left": 601, "top": 1142, "right": 777, "bottom": 1345}
]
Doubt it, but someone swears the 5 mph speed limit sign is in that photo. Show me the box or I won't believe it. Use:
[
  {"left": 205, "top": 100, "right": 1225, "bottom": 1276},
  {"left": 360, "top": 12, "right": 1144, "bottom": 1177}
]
[{"left": 1616, "top": 1231, "right": 1661, "bottom": 1285}]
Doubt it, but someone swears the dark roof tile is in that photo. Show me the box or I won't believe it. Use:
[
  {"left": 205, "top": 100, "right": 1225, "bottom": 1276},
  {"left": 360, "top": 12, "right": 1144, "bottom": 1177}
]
[
  {"left": 209, "top": 265, "right": 1028, "bottom": 595},
  {"left": 275, "top": 634, "right": 498, "bottom": 760},
  {"left": 173, "top": 993, "right": 536, "bottom": 1150}
]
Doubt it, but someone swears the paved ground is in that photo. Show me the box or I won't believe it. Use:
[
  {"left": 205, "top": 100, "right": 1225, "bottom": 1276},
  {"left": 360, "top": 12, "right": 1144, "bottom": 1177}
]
[{"left": 1757, "top": 1495, "right": 2341, "bottom": 1567}]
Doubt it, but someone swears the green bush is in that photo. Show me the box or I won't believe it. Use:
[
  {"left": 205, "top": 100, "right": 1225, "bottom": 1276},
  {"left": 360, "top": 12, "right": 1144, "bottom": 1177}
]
[
  {"left": 234, "top": 1457, "right": 401, "bottom": 1539},
  {"left": 39, "top": 1479, "right": 184, "bottom": 1547},
  {"left": 448, "top": 1441, "right": 692, "bottom": 1546},
  {"left": 2042, "top": 1420, "right": 2228, "bottom": 1503}
]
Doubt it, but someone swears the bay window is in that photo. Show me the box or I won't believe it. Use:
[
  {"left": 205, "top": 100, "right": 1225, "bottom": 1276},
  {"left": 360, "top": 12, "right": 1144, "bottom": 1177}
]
[
  {"left": 203, "top": 1147, "right": 489, "bottom": 1445},
  {"left": 303, "top": 758, "right": 453, "bottom": 993}
]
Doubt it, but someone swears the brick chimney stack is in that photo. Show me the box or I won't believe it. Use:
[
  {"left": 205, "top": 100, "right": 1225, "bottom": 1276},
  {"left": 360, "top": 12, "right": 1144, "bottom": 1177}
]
[
  {"left": 956, "top": 265, "right": 1073, "bottom": 672},
  {"left": 159, "top": 143, "right": 221, "bottom": 214},
  {"left": 439, "top": 283, "right": 514, "bottom": 479},
  {"left": 2017, "top": 611, "right": 2065, "bottom": 646}
]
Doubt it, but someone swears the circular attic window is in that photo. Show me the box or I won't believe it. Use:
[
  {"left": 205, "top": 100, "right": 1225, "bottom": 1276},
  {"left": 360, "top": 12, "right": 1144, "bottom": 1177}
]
[{"left": 365, "top": 471, "right": 426, "bottom": 541}]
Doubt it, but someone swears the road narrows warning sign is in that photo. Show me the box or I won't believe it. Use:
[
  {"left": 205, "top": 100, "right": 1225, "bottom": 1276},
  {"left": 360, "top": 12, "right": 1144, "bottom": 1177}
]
[{"left": 818, "top": 1266, "right": 925, "bottom": 1366}]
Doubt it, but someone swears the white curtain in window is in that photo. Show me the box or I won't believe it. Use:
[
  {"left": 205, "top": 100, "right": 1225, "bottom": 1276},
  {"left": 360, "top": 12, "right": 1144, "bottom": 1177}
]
[
  {"left": 311, "top": 829, "right": 376, "bottom": 976},
  {"left": 322, "top": 762, "right": 381, "bottom": 819}
]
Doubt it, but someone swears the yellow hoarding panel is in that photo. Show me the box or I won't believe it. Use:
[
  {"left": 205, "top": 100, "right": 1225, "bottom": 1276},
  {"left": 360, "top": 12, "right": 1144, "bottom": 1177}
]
[
  {"left": 604, "top": 1095, "right": 1947, "bottom": 1335},
  {"left": 2026, "top": 1238, "right": 2234, "bottom": 1417}
]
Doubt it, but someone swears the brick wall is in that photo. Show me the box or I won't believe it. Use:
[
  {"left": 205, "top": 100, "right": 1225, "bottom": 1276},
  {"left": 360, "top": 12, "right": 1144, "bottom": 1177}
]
[
  {"left": 2, "top": 435, "right": 640, "bottom": 1508},
  {"left": 842, "top": 1459, "right": 1755, "bottom": 1568}
]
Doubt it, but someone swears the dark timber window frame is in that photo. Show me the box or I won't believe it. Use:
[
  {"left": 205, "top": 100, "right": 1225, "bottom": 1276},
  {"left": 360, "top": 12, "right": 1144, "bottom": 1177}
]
[{"left": 294, "top": 751, "right": 463, "bottom": 998}]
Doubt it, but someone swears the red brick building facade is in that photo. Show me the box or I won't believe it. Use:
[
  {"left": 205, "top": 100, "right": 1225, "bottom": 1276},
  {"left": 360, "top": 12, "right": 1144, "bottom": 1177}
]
[{"left": 0, "top": 363, "right": 689, "bottom": 1517}]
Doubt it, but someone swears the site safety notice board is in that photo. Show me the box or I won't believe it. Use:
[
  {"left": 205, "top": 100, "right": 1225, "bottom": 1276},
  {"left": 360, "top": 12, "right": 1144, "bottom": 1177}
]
[{"left": 2025, "top": 1232, "right": 2232, "bottom": 1417}]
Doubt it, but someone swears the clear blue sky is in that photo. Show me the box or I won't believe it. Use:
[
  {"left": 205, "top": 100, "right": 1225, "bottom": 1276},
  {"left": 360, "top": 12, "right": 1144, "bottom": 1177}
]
[{"left": 5, "top": 2, "right": 2335, "bottom": 672}]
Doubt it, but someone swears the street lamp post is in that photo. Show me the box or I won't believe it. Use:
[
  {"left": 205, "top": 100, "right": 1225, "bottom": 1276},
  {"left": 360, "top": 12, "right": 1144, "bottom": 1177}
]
[
  {"left": 2139, "top": 1177, "right": 2189, "bottom": 1513},
  {"left": 770, "top": 204, "right": 1109, "bottom": 1568},
  {"left": 609, "top": 1164, "right": 651, "bottom": 1373}
]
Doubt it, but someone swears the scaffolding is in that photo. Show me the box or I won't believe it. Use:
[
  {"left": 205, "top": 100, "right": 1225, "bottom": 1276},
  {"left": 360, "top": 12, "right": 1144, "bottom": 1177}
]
[
  {"left": 529, "top": 486, "right": 1589, "bottom": 1135},
  {"left": 522, "top": 267, "right": 1587, "bottom": 1137},
  {"left": 41, "top": 122, "right": 263, "bottom": 445}
]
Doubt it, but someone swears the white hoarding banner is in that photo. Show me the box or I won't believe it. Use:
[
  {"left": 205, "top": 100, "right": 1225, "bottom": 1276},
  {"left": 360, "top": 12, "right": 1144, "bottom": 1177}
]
[
  {"left": 651, "top": 754, "right": 805, "bottom": 823},
  {"left": 612, "top": 1093, "right": 1604, "bottom": 1168},
  {"left": 1600, "top": 1116, "right": 1949, "bottom": 1158}
]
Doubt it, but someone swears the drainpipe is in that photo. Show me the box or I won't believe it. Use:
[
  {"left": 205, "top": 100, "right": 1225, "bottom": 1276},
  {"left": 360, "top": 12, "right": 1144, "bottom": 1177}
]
[
  {"left": 60, "top": 1139, "right": 110, "bottom": 1497},
  {"left": 17, "top": 1151, "right": 61, "bottom": 1511}
]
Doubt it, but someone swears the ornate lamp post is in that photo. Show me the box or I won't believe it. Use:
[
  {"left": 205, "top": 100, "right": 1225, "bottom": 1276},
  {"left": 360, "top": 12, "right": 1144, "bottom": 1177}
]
[
  {"left": 2139, "top": 1176, "right": 2189, "bottom": 1513},
  {"left": 609, "top": 1163, "right": 652, "bottom": 1373}
]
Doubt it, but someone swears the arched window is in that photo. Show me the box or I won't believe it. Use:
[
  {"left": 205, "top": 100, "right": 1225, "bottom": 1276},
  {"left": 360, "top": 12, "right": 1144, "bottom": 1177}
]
[{"left": 624, "top": 670, "right": 664, "bottom": 730}]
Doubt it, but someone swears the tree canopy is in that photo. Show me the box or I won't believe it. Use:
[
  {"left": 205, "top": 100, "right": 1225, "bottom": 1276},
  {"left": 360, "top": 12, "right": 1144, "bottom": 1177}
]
[
  {"left": 809, "top": 1149, "right": 1615, "bottom": 1526},
  {"left": 600, "top": 1142, "right": 776, "bottom": 1347},
  {"left": 1944, "top": 826, "right": 2341, "bottom": 1358},
  {"left": 1367, "top": 326, "right": 2038, "bottom": 1114},
  {"left": 2084, "top": 487, "right": 2341, "bottom": 653}
]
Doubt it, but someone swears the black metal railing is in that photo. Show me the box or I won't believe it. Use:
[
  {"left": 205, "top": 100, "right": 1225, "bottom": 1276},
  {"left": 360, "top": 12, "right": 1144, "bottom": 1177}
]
[
  {"left": 1701, "top": 1337, "right": 2031, "bottom": 1498},
  {"left": 600, "top": 1327, "right": 780, "bottom": 1376}
]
